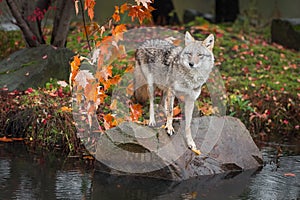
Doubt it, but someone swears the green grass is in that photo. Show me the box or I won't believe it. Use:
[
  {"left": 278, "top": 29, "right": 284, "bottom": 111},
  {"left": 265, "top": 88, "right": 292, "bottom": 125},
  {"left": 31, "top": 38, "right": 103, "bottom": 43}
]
[
  {"left": 1, "top": 20, "right": 299, "bottom": 141},
  {"left": 190, "top": 22, "right": 299, "bottom": 135},
  {"left": 0, "top": 30, "right": 25, "bottom": 60}
]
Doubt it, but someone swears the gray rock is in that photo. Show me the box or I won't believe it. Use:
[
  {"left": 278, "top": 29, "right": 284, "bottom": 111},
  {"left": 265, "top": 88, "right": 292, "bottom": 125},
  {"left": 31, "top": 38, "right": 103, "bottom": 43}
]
[
  {"left": 0, "top": 45, "right": 74, "bottom": 91},
  {"left": 95, "top": 116, "right": 262, "bottom": 181},
  {"left": 271, "top": 18, "right": 300, "bottom": 50},
  {"left": 183, "top": 9, "right": 214, "bottom": 24}
]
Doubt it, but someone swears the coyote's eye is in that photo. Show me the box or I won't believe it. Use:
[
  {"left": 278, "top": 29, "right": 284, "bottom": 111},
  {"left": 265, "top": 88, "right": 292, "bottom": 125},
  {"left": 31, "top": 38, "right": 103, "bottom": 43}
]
[
  {"left": 197, "top": 53, "right": 204, "bottom": 58},
  {"left": 186, "top": 52, "right": 192, "bottom": 57}
]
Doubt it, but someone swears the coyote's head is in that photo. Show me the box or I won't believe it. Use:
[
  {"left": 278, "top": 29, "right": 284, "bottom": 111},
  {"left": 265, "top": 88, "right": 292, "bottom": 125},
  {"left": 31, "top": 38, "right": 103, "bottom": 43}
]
[{"left": 180, "top": 32, "right": 214, "bottom": 70}]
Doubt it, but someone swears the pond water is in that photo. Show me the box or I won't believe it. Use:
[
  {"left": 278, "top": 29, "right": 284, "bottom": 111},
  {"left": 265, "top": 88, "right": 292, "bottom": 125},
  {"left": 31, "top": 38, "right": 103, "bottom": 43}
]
[{"left": 0, "top": 139, "right": 299, "bottom": 200}]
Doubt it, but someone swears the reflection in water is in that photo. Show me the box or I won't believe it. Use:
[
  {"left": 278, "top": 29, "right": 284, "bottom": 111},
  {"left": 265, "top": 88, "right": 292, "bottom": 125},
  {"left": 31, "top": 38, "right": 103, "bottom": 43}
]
[
  {"left": 243, "top": 148, "right": 300, "bottom": 200},
  {"left": 0, "top": 142, "right": 299, "bottom": 200},
  {"left": 92, "top": 169, "right": 259, "bottom": 200},
  {"left": 56, "top": 171, "right": 92, "bottom": 199},
  {"left": 0, "top": 159, "right": 10, "bottom": 185},
  {"left": 0, "top": 143, "right": 92, "bottom": 200}
]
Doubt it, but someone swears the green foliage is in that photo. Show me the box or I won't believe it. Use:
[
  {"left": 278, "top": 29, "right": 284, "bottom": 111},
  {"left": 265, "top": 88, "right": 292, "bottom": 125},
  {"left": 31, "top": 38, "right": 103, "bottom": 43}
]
[
  {"left": 0, "top": 30, "right": 25, "bottom": 60},
  {"left": 228, "top": 94, "right": 254, "bottom": 117},
  {"left": 186, "top": 16, "right": 210, "bottom": 27},
  {"left": 0, "top": 81, "right": 82, "bottom": 155}
]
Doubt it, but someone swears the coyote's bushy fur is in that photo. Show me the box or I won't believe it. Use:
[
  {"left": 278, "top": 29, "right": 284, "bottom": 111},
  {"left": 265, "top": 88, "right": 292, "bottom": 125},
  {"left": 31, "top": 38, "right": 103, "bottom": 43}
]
[{"left": 135, "top": 32, "right": 214, "bottom": 150}]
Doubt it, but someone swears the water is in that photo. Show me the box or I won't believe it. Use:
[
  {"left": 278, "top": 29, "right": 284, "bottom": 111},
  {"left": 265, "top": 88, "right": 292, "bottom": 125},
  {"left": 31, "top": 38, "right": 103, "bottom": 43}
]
[{"left": 0, "top": 140, "right": 299, "bottom": 200}]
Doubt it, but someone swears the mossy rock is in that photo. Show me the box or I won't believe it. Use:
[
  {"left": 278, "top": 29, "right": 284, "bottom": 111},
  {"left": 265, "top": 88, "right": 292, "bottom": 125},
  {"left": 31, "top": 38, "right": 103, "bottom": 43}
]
[{"left": 0, "top": 45, "right": 74, "bottom": 91}]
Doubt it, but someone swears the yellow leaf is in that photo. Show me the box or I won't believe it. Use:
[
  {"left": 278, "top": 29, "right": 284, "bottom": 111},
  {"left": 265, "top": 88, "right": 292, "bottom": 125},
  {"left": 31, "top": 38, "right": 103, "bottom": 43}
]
[
  {"left": 191, "top": 148, "right": 201, "bottom": 155},
  {"left": 110, "top": 99, "right": 118, "bottom": 110},
  {"left": 61, "top": 106, "right": 72, "bottom": 112},
  {"left": 126, "top": 82, "right": 134, "bottom": 96},
  {"left": 125, "top": 64, "right": 134, "bottom": 73}
]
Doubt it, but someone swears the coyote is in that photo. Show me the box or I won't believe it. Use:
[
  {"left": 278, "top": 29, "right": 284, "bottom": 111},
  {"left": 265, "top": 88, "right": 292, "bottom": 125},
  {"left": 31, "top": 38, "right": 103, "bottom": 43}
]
[{"left": 135, "top": 32, "right": 214, "bottom": 152}]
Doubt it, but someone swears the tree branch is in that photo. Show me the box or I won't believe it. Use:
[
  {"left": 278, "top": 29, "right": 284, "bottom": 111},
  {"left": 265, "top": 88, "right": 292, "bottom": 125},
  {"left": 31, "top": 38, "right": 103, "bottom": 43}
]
[
  {"left": 5, "top": 0, "right": 40, "bottom": 47},
  {"left": 79, "top": 0, "right": 91, "bottom": 52},
  {"left": 50, "top": 0, "right": 74, "bottom": 47}
]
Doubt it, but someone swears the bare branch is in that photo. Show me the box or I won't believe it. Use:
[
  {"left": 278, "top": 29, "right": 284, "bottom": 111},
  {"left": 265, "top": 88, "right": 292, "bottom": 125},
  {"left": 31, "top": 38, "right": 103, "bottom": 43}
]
[
  {"left": 5, "top": 0, "right": 40, "bottom": 47},
  {"left": 50, "top": 0, "right": 74, "bottom": 47}
]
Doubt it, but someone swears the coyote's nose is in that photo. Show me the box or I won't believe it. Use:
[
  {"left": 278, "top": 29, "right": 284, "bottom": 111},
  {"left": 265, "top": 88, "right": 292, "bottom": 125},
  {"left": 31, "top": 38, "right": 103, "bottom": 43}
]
[{"left": 189, "top": 62, "right": 194, "bottom": 67}]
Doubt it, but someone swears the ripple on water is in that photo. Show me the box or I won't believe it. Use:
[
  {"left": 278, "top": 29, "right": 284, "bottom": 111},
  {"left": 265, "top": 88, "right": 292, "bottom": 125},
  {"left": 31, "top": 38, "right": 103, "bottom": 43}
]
[
  {"left": 55, "top": 170, "right": 92, "bottom": 199},
  {"left": 246, "top": 147, "right": 300, "bottom": 200}
]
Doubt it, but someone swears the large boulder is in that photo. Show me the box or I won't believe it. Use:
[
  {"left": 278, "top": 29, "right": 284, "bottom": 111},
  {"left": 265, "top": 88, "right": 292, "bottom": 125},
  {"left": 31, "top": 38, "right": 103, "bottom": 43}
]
[
  {"left": 95, "top": 116, "right": 262, "bottom": 181},
  {"left": 0, "top": 45, "right": 74, "bottom": 91},
  {"left": 271, "top": 18, "right": 300, "bottom": 50}
]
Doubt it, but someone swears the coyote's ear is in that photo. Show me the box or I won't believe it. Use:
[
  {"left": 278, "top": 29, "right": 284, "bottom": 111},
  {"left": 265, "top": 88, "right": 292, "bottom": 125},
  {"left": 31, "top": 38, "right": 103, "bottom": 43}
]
[
  {"left": 203, "top": 34, "right": 214, "bottom": 51},
  {"left": 185, "top": 31, "right": 195, "bottom": 45}
]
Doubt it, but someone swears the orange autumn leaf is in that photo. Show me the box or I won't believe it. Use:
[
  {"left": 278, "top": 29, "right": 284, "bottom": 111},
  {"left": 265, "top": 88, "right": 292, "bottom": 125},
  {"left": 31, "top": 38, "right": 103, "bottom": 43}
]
[
  {"left": 112, "top": 24, "right": 127, "bottom": 41},
  {"left": 84, "top": 82, "right": 99, "bottom": 102},
  {"left": 101, "top": 80, "right": 111, "bottom": 91},
  {"left": 125, "top": 64, "right": 134, "bottom": 73},
  {"left": 128, "top": 5, "right": 154, "bottom": 24},
  {"left": 126, "top": 82, "right": 134, "bottom": 96},
  {"left": 120, "top": 3, "right": 129, "bottom": 13},
  {"left": 103, "top": 113, "right": 118, "bottom": 130},
  {"left": 130, "top": 103, "right": 143, "bottom": 121},
  {"left": 98, "top": 74, "right": 121, "bottom": 91},
  {"left": 114, "top": 5, "right": 119, "bottom": 14},
  {"left": 173, "top": 106, "right": 181, "bottom": 117},
  {"left": 99, "top": 89, "right": 108, "bottom": 102},
  {"left": 232, "top": 44, "right": 239, "bottom": 51},
  {"left": 0, "top": 137, "right": 13, "bottom": 142},
  {"left": 112, "top": 24, "right": 127, "bottom": 35},
  {"left": 128, "top": 6, "right": 142, "bottom": 23},
  {"left": 110, "top": 74, "right": 122, "bottom": 85},
  {"left": 194, "top": 24, "right": 209, "bottom": 31},
  {"left": 70, "top": 55, "right": 81, "bottom": 82},
  {"left": 84, "top": 0, "right": 96, "bottom": 20},
  {"left": 96, "top": 65, "right": 113, "bottom": 82},
  {"left": 112, "top": 6, "right": 120, "bottom": 22},
  {"left": 83, "top": 155, "right": 95, "bottom": 160},
  {"left": 284, "top": 173, "right": 296, "bottom": 177},
  {"left": 12, "top": 138, "right": 24, "bottom": 141},
  {"left": 112, "top": 12, "right": 120, "bottom": 22}
]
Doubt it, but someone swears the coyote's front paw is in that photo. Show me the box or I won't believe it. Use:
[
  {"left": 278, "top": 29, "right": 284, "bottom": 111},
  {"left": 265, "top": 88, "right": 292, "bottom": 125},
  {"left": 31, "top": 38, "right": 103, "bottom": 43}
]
[
  {"left": 165, "top": 122, "right": 174, "bottom": 136},
  {"left": 148, "top": 119, "right": 156, "bottom": 127},
  {"left": 187, "top": 138, "right": 197, "bottom": 150}
]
